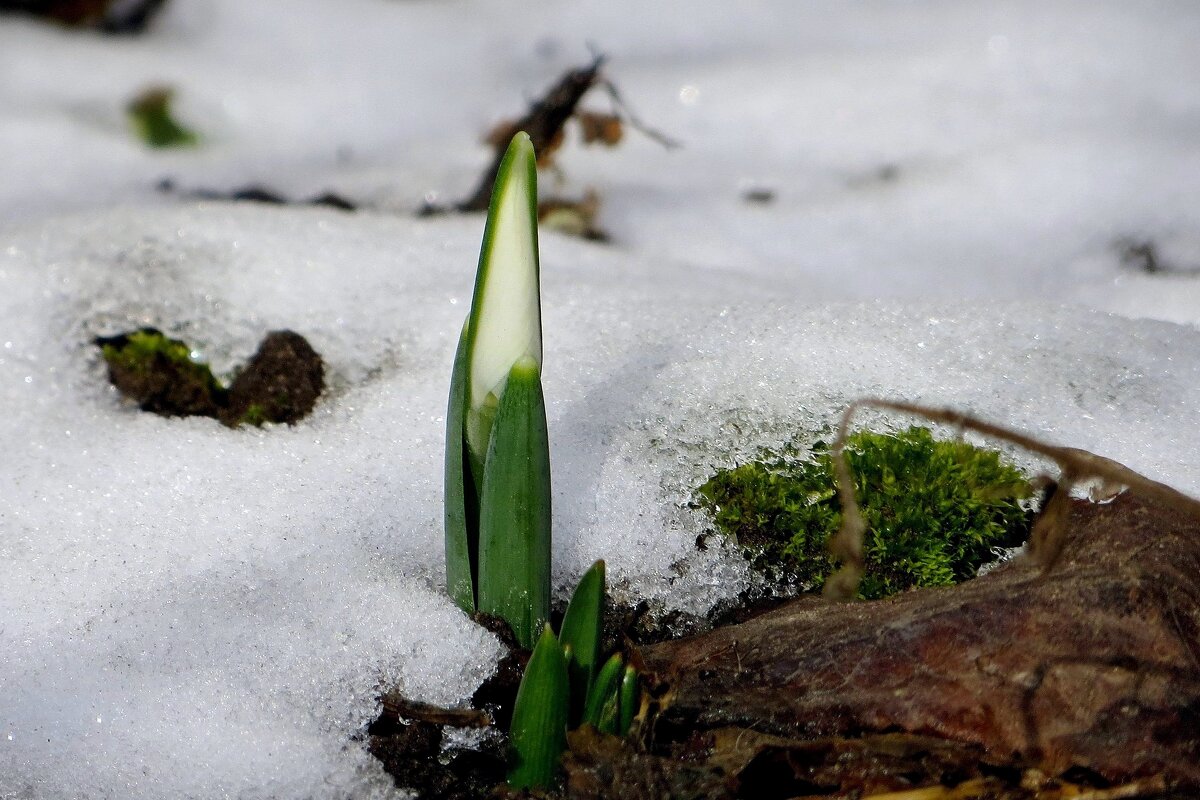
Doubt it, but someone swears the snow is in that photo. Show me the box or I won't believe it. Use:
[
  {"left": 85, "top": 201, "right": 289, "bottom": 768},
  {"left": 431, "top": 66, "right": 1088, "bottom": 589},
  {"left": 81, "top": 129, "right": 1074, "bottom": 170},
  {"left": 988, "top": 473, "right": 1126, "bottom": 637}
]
[{"left": 2, "top": 1, "right": 1199, "bottom": 798}]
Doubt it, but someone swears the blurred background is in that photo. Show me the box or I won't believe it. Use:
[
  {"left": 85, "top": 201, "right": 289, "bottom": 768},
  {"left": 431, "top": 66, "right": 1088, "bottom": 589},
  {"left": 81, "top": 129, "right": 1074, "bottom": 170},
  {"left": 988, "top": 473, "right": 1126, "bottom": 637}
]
[{"left": 2, "top": 0, "right": 1199, "bottom": 318}]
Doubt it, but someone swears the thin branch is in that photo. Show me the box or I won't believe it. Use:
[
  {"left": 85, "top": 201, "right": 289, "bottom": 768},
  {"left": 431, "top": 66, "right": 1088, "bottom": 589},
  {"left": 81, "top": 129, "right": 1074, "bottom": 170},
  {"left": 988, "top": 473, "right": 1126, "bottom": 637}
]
[
  {"left": 378, "top": 693, "right": 492, "bottom": 728},
  {"left": 600, "top": 78, "right": 682, "bottom": 151}
]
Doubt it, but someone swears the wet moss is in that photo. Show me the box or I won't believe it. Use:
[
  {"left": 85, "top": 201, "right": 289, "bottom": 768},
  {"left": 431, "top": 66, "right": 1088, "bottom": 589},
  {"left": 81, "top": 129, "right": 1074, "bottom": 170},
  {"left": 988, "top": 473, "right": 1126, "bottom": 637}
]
[
  {"left": 97, "top": 328, "right": 323, "bottom": 428},
  {"left": 697, "top": 427, "right": 1033, "bottom": 600},
  {"left": 97, "top": 328, "right": 225, "bottom": 417}
]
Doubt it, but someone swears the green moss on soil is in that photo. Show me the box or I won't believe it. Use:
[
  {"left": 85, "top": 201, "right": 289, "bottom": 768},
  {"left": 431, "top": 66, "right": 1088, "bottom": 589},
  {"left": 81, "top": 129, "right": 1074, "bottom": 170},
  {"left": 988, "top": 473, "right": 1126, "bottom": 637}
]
[
  {"left": 697, "top": 426, "right": 1033, "bottom": 600},
  {"left": 98, "top": 328, "right": 225, "bottom": 417},
  {"left": 96, "top": 328, "right": 323, "bottom": 427}
]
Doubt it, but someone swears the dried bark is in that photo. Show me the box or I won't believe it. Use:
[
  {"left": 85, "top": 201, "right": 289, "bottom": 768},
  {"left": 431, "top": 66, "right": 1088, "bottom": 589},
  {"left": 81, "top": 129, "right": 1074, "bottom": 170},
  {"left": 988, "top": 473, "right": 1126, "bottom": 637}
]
[{"left": 640, "top": 492, "right": 1200, "bottom": 791}]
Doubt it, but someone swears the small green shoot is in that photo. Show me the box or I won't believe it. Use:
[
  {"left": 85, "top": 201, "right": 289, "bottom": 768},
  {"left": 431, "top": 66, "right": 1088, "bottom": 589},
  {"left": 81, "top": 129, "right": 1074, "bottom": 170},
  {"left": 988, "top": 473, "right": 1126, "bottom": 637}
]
[
  {"left": 441, "top": 134, "right": 638, "bottom": 789},
  {"left": 476, "top": 356, "right": 552, "bottom": 647},
  {"left": 618, "top": 664, "right": 639, "bottom": 736},
  {"left": 505, "top": 566, "right": 639, "bottom": 790},
  {"left": 507, "top": 624, "right": 569, "bottom": 790},
  {"left": 444, "top": 320, "right": 475, "bottom": 611},
  {"left": 463, "top": 131, "right": 542, "bottom": 478},
  {"left": 698, "top": 426, "right": 1032, "bottom": 600},
  {"left": 127, "top": 86, "right": 199, "bottom": 149},
  {"left": 582, "top": 652, "right": 624, "bottom": 732},
  {"left": 558, "top": 560, "right": 605, "bottom": 726}
]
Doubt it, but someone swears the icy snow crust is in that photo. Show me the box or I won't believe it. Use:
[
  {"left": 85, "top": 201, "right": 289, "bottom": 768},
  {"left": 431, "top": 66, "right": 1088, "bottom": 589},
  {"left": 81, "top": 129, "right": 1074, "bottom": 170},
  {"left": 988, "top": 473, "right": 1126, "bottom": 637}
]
[
  {"left": 2, "top": 0, "right": 1199, "bottom": 797},
  {"left": 3, "top": 205, "right": 1199, "bottom": 798}
]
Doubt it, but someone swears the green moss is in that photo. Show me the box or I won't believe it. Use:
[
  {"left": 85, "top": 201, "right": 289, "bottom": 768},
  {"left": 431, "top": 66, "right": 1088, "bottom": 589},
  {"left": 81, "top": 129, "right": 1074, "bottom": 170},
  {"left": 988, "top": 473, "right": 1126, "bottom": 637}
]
[
  {"left": 101, "top": 330, "right": 213, "bottom": 381},
  {"left": 696, "top": 427, "right": 1033, "bottom": 600},
  {"left": 233, "top": 403, "right": 270, "bottom": 427},
  {"left": 98, "top": 328, "right": 225, "bottom": 417}
]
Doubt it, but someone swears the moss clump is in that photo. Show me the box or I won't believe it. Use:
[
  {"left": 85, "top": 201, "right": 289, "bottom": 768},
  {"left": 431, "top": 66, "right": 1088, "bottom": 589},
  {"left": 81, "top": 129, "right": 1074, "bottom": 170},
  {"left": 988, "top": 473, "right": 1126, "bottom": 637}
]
[
  {"left": 697, "top": 427, "right": 1033, "bottom": 600},
  {"left": 98, "top": 328, "right": 225, "bottom": 417},
  {"left": 219, "top": 330, "right": 324, "bottom": 427}
]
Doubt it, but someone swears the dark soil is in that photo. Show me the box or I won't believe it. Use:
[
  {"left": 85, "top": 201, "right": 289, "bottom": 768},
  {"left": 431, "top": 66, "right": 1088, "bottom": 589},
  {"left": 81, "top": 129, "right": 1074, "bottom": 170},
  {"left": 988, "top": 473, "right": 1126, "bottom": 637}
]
[
  {"left": 95, "top": 328, "right": 224, "bottom": 417},
  {"left": 367, "top": 715, "right": 507, "bottom": 800},
  {"left": 219, "top": 330, "right": 324, "bottom": 426}
]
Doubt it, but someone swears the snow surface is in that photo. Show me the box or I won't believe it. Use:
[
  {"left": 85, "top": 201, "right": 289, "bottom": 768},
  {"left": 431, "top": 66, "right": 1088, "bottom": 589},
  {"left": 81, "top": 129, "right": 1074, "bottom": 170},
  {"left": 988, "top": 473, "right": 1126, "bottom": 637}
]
[{"left": 2, "top": 1, "right": 1199, "bottom": 798}]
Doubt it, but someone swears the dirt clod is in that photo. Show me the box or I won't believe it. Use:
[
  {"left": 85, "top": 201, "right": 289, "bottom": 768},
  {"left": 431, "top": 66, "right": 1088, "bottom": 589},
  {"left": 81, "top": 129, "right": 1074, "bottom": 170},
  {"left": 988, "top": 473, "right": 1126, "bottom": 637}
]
[
  {"left": 96, "top": 328, "right": 224, "bottom": 417},
  {"left": 97, "top": 328, "right": 324, "bottom": 427},
  {"left": 221, "top": 330, "right": 324, "bottom": 426}
]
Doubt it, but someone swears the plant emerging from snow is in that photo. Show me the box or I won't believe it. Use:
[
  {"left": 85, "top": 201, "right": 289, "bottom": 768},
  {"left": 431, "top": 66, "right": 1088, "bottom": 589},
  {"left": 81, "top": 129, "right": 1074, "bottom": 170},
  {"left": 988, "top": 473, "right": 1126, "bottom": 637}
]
[
  {"left": 508, "top": 561, "right": 639, "bottom": 789},
  {"left": 444, "top": 131, "right": 551, "bottom": 650},
  {"left": 443, "top": 132, "right": 639, "bottom": 790}
]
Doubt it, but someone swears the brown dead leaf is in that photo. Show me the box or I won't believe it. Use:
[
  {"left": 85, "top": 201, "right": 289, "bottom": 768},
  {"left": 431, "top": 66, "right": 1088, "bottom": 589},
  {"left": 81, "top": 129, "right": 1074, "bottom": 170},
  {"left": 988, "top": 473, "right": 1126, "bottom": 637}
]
[{"left": 576, "top": 110, "right": 624, "bottom": 147}]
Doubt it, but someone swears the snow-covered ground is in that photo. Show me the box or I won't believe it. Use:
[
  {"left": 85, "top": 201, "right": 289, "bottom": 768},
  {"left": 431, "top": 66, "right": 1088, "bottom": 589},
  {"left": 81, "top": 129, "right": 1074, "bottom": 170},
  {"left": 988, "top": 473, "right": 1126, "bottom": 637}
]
[{"left": 2, "top": 2, "right": 1198, "bottom": 798}]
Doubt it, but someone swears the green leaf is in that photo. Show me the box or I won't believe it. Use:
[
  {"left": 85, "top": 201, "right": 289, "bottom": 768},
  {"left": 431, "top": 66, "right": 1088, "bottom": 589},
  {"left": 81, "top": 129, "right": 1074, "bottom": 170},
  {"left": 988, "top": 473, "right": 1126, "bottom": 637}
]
[
  {"left": 618, "top": 663, "right": 639, "bottom": 736},
  {"left": 559, "top": 560, "right": 605, "bottom": 726},
  {"left": 582, "top": 652, "right": 623, "bottom": 731},
  {"left": 508, "top": 624, "right": 569, "bottom": 790},
  {"left": 463, "top": 132, "right": 542, "bottom": 472},
  {"left": 444, "top": 317, "right": 476, "bottom": 613},
  {"left": 476, "top": 356, "right": 552, "bottom": 649}
]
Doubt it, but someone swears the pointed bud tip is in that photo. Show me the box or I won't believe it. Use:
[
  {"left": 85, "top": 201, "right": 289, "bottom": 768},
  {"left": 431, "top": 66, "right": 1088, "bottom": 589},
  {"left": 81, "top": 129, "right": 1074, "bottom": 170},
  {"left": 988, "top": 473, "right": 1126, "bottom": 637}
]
[
  {"left": 500, "top": 131, "right": 537, "bottom": 175},
  {"left": 509, "top": 130, "right": 534, "bottom": 155}
]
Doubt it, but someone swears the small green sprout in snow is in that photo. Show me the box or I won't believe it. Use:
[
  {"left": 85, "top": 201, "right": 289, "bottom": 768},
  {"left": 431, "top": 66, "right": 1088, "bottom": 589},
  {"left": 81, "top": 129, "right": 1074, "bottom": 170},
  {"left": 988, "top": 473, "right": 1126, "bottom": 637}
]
[
  {"left": 127, "top": 86, "right": 199, "bottom": 149},
  {"left": 507, "top": 623, "right": 569, "bottom": 790},
  {"left": 444, "top": 131, "right": 550, "bottom": 648},
  {"left": 698, "top": 426, "right": 1034, "bottom": 600},
  {"left": 441, "top": 135, "right": 639, "bottom": 789},
  {"left": 507, "top": 561, "right": 640, "bottom": 790}
]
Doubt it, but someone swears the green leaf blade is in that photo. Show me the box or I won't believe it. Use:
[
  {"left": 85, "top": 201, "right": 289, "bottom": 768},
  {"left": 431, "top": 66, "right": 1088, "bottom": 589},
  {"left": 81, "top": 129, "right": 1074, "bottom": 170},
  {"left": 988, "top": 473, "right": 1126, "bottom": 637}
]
[
  {"left": 444, "top": 317, "right": 476, "bottom": 613},
  {"left": 618, "top": 664, "right": 640, "bottom": 736},
  {"left": 559, "top": 560, "right": 605, "bottom": 727},
  {"left": 582, "top": 652, "right": 624, "bottom": 730},
  {"left": 476, "top": 356, "right": 552, "bottom": 649},
  {"left": 508, "top": 624, "right": 569, "bottom": 790}
]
